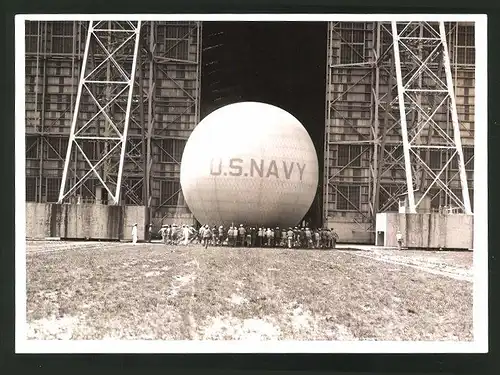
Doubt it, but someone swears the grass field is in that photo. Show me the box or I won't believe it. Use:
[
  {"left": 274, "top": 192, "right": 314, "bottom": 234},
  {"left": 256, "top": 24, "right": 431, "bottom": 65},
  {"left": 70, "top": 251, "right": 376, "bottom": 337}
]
[{"left": 26, "top": 241, "right": 473, "bottom": 341}]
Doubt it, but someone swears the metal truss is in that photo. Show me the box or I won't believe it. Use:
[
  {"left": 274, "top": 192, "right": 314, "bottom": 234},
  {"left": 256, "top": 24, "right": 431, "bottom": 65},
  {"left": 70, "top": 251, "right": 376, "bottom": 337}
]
[
  {"left": 391, "top": 21, "right": 472, "bottom": 214},
  {"left": 323, "top": 22, "right": 376, "bottom": 227},
  {"left": 142, "top": 21, "right": 202, "bottom": 222},
  {"left": 58, "top": 20, "right": 142, "bottom": 205}
]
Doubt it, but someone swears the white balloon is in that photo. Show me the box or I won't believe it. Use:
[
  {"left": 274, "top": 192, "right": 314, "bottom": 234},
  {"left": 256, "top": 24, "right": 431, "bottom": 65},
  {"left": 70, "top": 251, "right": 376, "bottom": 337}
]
[{"left": 180, "top": 102, "right": 319, "bottom": 228}]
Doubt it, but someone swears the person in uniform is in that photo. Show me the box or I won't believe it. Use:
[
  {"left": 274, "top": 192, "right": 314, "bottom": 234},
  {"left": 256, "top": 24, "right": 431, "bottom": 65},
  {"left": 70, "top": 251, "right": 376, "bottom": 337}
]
[
  {"left": 314, "top": 229, "right": 321, "bottom": 249},
  {"left": 131, "top": 223, "right": 138, "bottom": 245},
  {"left": 263, "top": 228, "right": 270, "bottom": 247},
  {"left": 245, "top": 227, "right": 252, "bottom": 247},
  {"left": 293, "top": 227, "right": 299, "bottom": 248},
  {"left": 182, "top": 224, "right": 191, "bottom": 246},
  {"left": 147, "top": 224, "right": 153, "bottom": 243},
  {"left": 281, "top": 228, "right": 286, "bottom": 247},
  {"left": 396, "top": 230, "right": 403, "bottom": 250},
  {"left": 236, "top": 224, "right": 246, "bottom": 247},
  {"left": 227, "top": 226, "right": 234, "bottom": 247},
  {"left": 300, "top": 227, "right": 306, "bottom": 248},
  {"left": 158, "top": 225, "right": 167, "bottom": 244},
  {"left": 212, "top": 225, "right": 218, "bottom": 246},
  {"left": 305, "top": 227, "right": 312, "bottom": 249},
  {"left": 331, "top": 229, "right": 339, "bottom": 249},
  {"left": 257, "top": 227, "right": 263, "bottom": 247},
  {"left": 274, "top": 226, "right": 281, "bottom": 248},
  {"left": 202, "top": 224, "right": 212, "bottom": 249},
  {"left": 172, "top": 224, "right": 179, "bottom": 245},
  {"left": 250, "top": 227, "right": 256, "bottom": 247},
  {"left": 286, "top": 227, "right": 294, "bottom": 249}
]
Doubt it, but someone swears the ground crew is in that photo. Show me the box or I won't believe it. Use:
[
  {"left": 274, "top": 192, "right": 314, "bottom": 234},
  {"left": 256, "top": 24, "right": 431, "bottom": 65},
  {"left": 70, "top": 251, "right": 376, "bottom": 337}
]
[
  {"left": 226, "top": 226, "right": 233, "bottom": 247},
  {"left": 300, "top": 227, "right": 306, "bottom": 248},
  {"left": 305, "top": 227, "right": 312, "bottom": 248},
  {"left": 147, "top": 224, "right": 153, "bottom": 243},
  {"left": 286, "top": 227, "right": 294, "bottom": 248},
  {"left": 314, "top": 229, "right": 320, "bottom": 248},
  {"left": 257, "top": 227, "right": 263, "bottom": 247},
  {"left": 158, "top": 225, "right": 167, "bottom": 244},
  {"left": 171, "top": 224, "right": 178, "bottom": 245},
  {"left": 218, "top": 225, "right": 224, "bottom": 245},
  {"left": 202, "top": 224, "right": 212, "bottom": 249},
  {"left": 331, "top": 229, "right": 339, "bottom": 248},
  {"left": 245, "top": 227, "right": 252, "bottom": 247},
  {"left": 275, "top": 226, "right": 281, "bottom": 247},
  {"left": 211, "top": 225, "right": 219, "bottom": 246},
  {"left": 182, "top": 225, "right": 190, "bottom": 246},
  {"left": 280, "top": 228, "right": 286, "bottom": 247},
  {"left": 250, "top": 227, "right": 257, "bottom": 247},
  {"left": 238, "top": 224, "right": 246, "bottom": 247}
]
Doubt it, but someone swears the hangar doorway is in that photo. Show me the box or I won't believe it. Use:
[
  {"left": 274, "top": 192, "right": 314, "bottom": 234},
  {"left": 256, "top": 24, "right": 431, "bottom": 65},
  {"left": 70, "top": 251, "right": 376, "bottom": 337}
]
[{"left": 201, "top": 22, "right": 327, "bottom": 227}]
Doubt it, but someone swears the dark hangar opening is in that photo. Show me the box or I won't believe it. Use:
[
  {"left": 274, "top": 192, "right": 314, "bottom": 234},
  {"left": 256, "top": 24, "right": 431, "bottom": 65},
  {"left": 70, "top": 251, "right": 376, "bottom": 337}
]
[{"left": 201, "top": 22, "right": 327, "bottom": 228}]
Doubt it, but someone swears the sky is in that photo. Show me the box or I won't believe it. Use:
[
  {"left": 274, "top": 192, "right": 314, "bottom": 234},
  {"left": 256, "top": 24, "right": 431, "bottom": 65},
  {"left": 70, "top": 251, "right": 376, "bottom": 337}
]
[{"left": 200, "top": 22, "right": 327, "bottom": 225}]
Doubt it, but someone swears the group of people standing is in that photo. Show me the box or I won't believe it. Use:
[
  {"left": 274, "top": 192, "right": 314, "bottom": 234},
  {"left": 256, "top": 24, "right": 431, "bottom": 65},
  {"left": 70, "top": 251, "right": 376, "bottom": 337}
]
[{"left": 154, "top": 223, "right": 339, "bottom": 250}]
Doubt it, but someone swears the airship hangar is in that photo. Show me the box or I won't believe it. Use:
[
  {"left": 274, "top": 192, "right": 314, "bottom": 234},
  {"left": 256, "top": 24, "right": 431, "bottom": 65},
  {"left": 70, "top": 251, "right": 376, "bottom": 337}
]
[{"left": 24, "top": 20, "right": 475, "bottom": 247}]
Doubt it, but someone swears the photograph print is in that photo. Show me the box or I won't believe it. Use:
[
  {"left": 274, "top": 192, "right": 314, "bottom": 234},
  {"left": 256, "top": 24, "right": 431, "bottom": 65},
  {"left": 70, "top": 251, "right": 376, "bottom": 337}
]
[{"left": 16, "top": 14, "right": 488, "bottom": 353}]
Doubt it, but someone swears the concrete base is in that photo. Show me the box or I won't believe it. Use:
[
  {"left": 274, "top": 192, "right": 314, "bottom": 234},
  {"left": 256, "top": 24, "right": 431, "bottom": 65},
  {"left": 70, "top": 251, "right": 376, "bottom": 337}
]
[
  {"left": 375, "top": 212, "right": 473, "bottom": 250},
  {"left": 26, "top": 203, "right": 146, "bottom": 241},
  {"left": 325, "top": 218, "right": 373, "bottom": 244}
]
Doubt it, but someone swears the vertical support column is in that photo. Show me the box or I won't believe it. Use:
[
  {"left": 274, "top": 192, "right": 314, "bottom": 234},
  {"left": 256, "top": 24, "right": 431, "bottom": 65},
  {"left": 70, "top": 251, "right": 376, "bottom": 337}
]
[
  {"left": 146, "top": 21, "right": 155, "bottom": 222},
  {"left": 371, "top": 22, "right": 381, "bottom": 220},
  {"left": 439, "top": 22, "right": 472, "bottom": 214},
  {"left": 391, "top": 21, "right": 416, "bottom": 213},
  {"left": 323, "top": 21, "right": 333, "bottom": 227},
  {"left": 115, "top": 21, "right": 142, "bottom": 204}
]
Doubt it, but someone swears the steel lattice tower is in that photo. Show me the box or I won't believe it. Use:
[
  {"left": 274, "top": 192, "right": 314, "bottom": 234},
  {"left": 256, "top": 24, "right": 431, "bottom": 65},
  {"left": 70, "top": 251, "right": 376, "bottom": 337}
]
[
  {"left": 391, "top": 21, "right": 472, "bottom": 214},
  {"left": 58, "top": 21, "right": 142, "bottom": 205}
]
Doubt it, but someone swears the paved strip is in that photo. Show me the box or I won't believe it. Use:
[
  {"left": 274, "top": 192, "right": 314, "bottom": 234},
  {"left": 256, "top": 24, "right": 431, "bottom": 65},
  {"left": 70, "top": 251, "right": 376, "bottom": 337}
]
[{"left": 338, "top": 250, "right": 473, "bottom": 283}]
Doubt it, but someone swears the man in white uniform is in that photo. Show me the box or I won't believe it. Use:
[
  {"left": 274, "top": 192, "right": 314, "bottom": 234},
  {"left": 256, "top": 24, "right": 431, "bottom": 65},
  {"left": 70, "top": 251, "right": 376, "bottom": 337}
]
[
  {"left": 183, "top": 224, "right": 191, "bottom": 246},
  {"left": 132, "top": 223, "right": 138, "bottom": 245}
]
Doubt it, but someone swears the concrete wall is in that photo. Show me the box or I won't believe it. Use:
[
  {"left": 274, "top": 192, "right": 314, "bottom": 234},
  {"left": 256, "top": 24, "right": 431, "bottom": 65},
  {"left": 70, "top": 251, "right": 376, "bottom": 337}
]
[
  {"left": 326, "top": 218, "right": 373, "bottom": 244},
  {"left": 26, "top": 203, "right": 146, "bottom": 241},
  {"left": 376, "top": 212, "right": 473, "bottom": 250}
]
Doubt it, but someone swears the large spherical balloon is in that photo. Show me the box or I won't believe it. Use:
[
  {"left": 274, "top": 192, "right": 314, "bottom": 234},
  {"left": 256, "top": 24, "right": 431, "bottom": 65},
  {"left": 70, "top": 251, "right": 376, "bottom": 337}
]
[{"left": 180, "top": 102, "right": 319, "bottom": 228}]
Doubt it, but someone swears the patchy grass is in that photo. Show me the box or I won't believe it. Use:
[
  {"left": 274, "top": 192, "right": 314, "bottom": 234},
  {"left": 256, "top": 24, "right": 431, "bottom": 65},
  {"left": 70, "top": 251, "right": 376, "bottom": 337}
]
[{"left": 26, "top": 242, "right": 473, "bottom": 341}]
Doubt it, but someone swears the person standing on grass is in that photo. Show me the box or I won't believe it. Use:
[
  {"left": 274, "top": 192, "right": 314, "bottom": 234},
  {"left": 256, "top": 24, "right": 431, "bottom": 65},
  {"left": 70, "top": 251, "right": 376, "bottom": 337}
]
[
  {"left": 305, "top": 227, "right": 312, "bottom": 248},
  {"left": 212, "top": 225, "right": 218, "bottom": 246},
  {"left": 132, "top": 223, "right": 138, "bottom": 245},
  {"left": 396, "top": 230, "right": 404, "bottom": 250},
  {"left": 331, "top": 229, "right": 339, "bottom": 249},
  {"left": 321, "top": 228, "right": 329, "bottom": 249},
  {"left": 260, "top": 227, "right": 266, "bottom": 247},
  {"left": 314, "top": 229, "right": 321, "bottom": 249},
  {"left": 249, "top": 227, "right": 256, "bottom": 247},
  {"left": 147, "top": 224, "right": 153, "bottom": 243},
  {"left": 218, "top": 225, "right": 224, "bottom": 246},
  {"left": 158, "top": 225, "right": 167, "bottom": 244},
  {"left": 237, "top": 224, "right": 246, "bottom": 247},
  {"left": 202, "top": 224, "right": 212, "bottom": 249},
  {"left": 286, "top": 227, "right": 294, "bottom": 248},
  {"left": 182, "top": 224, "right": 190, "bottom": 246},
  {"left": 275, "top": 226, "right": 281, "bottom": 248}
]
